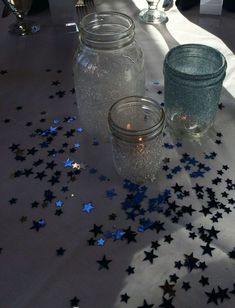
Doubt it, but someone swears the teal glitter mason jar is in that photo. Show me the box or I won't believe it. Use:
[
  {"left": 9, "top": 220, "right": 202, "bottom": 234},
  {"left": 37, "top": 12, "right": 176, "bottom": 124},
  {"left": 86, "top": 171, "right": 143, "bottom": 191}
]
[{"left": 163, "top": 44, "right": 227, "bottom": 137}]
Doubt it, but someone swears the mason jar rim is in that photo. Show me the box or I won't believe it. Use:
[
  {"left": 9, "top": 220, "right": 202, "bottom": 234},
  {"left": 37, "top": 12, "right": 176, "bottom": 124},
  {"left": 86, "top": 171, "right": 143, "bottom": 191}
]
[
  {"left": 80, "top": 11, "right": 135, "bottom": 40},
  {"left": 108, "top": 96, "right": 165, "bottom": 141},
  {"left": 164, "top": 44, "right": 227, "bottom": 80}
]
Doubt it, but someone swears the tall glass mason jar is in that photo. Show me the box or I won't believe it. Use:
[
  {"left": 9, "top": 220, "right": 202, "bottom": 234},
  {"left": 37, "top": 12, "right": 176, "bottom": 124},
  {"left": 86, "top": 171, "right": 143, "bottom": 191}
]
[
  {"left": 73, "top": 12, "right": 145, "bottom": 141},
  {"left": 108, "top": 96, "right": 165, "bottom": 183},
  {"left": 163, "top": 44, "right": 227, "bottom": 137}
]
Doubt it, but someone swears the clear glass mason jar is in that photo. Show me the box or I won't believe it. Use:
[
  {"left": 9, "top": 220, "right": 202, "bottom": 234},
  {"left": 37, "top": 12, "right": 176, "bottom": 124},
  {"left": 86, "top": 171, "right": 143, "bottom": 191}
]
[
  {"left": 108, "top": 96, "right": 165, "bottom": 183},
  {"left": 73, "top": 12, "right": 145, "bottom": 141},
  {"left": 163, "top": 44, "right": 227, "bottom": 137}
]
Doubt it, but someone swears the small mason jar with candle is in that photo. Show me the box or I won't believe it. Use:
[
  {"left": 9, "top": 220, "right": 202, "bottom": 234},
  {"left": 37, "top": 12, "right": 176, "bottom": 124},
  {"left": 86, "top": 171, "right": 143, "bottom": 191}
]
[{"left": 108, "top": 96, "right": 165, "bottom": 183}]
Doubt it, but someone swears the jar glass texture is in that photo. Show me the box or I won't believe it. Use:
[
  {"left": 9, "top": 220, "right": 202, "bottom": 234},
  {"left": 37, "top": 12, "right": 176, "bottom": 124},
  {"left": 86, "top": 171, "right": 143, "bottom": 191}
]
[
  {"left": 163, "top": 44, "right": 227, "bottom": 137},
  {"left": 108, "top": 96, "right": 165, "bottom": 183},
  {"left": 73, "top": 12, "right": 145, "bottom": 141}
]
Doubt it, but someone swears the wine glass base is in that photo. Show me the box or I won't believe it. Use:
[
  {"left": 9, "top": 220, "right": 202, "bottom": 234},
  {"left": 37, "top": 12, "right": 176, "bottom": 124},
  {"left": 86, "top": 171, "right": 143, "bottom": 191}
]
[
  {"left": 139, "top": 9, "right": 168, "bottom": 24},
  {"left": 9, "top": 21, "right": 40, "bottom": 36}
]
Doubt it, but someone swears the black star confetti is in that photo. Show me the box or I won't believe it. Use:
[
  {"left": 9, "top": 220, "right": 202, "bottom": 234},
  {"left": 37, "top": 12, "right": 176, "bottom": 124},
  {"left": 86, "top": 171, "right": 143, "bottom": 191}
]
[
  {"left": 70, "top": 296, "right": 80, "bottom": 307},
  {"left": 151, "top": 240, "right": 160, "bottom": 250},
  {"left": 228, "top": 248, "right": 235, "bottom": 259},
  {"left": 169, "top": 274, "right": 179, "bottom": 283},
  {"left": 217, "top": 286, "right": 230, "bottom": 303},
  {"left": 205, "top": 289, "right": 218, "bottom": 305},
  {"left": 20, "top": 216, "right": 27, "bottom": 223},
  {"left": 30, "top": 219, "right": 46, "bottom": 232},
  {"left": 56, "top": 247, "right": 65, "bottom": 256},
  {"left": 159, "top": 280, "right": 176, "bottom": 297},
  {"left": 199, "top": 275, "right": 209, "bottom": 286},
  {"left": 120, "top": 293, "right": 130, "bottom": 303},
  {"left": 137, "top": 299, "right": 154, "bottom": 308},
  {"left": 9, "top": 198, "right": 17, "bottom": 205},
  {"left": 89, "top": 224, "right": 103, "bottom": 237},
  {"left": 126, "top": 266, "right": 135, "bottom": 275},
  {"left": 96, "top": 255, "right": 112, "bottom": 270},
  {"left": 182, "top": 281, "right": 191, "bottom": 291},
  {"left": 230, "top": 284, "right": 235, "bottom": 295},
  {"left": 164, "top": 234, "right": 174, "bottom": 244},
  {"left": 143, "top": 249, "right": 158, "bottom": 264},
  {"left": 184, "top": 253, "right": 199, "bottom": 272},
  {"left": 159, "top": 296, "right": 175, "bottom": 308},
  {"left": 200, "top": 243, "right": 215, "bottom": 256}
]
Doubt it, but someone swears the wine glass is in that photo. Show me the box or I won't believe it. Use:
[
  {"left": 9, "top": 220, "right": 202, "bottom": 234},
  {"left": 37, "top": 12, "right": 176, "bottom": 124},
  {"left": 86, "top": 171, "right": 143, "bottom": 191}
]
[
  {"left": 139, "top": 0, "right": 168, "bottom": 24},
  {"left": 2, "top": 0, "right": 40, "bottom": 35}
]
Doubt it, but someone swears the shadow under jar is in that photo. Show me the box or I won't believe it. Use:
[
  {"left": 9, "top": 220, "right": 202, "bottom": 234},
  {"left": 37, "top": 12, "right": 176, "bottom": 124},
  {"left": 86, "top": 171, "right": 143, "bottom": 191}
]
[
  {"left": 73, "top": 12, "right": 145, "bottom": 142},
  {"left": 108, "top": 96, "right": 165, "bottom": 183},
  {"left": 163, "top": 44, "right": 227, "bottom": 138}
]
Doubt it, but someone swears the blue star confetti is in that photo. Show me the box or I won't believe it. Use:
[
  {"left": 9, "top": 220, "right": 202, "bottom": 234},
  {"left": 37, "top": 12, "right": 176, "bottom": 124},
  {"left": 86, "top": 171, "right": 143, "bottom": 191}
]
[{"left": 82, "top": 202, "right": 95, "bottom": 213}]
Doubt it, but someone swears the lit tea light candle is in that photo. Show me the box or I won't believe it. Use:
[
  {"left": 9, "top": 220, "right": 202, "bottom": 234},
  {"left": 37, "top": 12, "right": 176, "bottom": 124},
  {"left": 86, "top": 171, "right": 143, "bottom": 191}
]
[
  {"left": 108, "top": 96, "right": 165, "bottom": 183},
  {"left": 126, "top": 123, "right": 131, "bottom": 130}
]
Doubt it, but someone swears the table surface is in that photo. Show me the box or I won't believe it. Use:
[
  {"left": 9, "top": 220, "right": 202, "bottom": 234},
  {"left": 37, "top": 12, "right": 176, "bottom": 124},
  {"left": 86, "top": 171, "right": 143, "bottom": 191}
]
[{"left": 0, "top": 1, "right": 235, "bottom": 308}]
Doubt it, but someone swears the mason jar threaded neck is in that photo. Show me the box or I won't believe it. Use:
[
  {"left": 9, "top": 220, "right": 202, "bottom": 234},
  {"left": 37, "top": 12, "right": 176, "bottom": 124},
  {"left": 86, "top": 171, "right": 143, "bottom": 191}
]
[
  {"left": 164, "top": 44, "right": 227, "bottom": 82},
  {"left": 108, "top": 96, "right": 165, "bottom": 143},
  {"left": 79, "top": 11, "right": 135, "bottom": 49}
]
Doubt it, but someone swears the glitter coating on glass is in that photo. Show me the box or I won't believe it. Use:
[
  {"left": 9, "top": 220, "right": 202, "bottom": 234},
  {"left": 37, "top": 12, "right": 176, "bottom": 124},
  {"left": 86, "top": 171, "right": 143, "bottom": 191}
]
[
  {"left": 108, "top": 96, "right": 165, "bottom": 183},
  {"left": 163, "top": 44, "right": 227, "bottom": 137}
]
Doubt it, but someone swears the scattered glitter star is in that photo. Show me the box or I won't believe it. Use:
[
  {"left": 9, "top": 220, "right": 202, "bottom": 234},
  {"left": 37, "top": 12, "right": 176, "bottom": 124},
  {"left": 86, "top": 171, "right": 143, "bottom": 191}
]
[
  {"left": 97, "top": 238, "right": 106, "bottom": 246},
  {"left": 82, "top": 202, "right": 94, "bottom": 213},
  {"left": 74, "top": 143, "right": 81, "bottom": 149},
  {"left": 64, "top": 158, "right": 74, "bottom": 167},
  {"left": 105, "top": 188, "right": 117, "bottom": 199},
  {"left": 112, "top": 229, "right": 125, "bottom": 240},
  {"left": 55, "top": 200, "right": 64, "bottom": 207},
  {"left": 72, "top": 162, "right": 81, "bottom": 170}
]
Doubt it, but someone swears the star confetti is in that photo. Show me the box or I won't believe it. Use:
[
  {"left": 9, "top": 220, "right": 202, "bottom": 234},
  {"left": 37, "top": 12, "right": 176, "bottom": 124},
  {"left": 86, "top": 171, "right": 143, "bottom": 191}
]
[{"left": 82, "top": 202, "right": 94, "bottom": 213}]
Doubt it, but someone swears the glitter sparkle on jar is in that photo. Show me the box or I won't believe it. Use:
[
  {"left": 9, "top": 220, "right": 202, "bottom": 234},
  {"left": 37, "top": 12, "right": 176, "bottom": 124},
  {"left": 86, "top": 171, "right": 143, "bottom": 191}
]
[
  {"left": 163, "top": 44, "right": 227, "bottom": 138},
  {"left": 73, "top": 12, "right": 145, "bottom": 141}
]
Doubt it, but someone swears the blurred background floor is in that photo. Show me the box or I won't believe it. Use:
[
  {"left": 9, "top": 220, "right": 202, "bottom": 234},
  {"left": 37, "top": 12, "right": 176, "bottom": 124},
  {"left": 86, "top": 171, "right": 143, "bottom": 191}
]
[{"left": 179, "top": 4, "right": 235, "bottom": 53}]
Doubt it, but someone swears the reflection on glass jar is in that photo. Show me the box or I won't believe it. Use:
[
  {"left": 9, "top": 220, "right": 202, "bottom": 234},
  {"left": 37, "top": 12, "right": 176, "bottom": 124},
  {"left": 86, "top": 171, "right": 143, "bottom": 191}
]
[
  {"left": 108, "top": 96, "right": 165, "bottom": 183},
  {"left": 163, "top": 44, "right": 227, "bottom": 138},
  {"left": 73, "top": 12, "right": 145, "bottom": 141}
]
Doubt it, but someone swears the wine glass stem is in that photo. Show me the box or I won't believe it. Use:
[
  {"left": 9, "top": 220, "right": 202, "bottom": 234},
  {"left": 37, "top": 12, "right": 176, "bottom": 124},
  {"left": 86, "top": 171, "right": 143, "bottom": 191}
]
[
  {"left": 16, "top": 15, "right": 24, "bottom": 25},
  {"left": 147, "top": 0, "right": 160, "bottom": 10}
]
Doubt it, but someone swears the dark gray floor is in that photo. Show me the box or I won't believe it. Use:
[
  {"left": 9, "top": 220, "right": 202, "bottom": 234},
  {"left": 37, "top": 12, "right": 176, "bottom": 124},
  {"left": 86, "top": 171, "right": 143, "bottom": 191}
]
[{"left": 179, "top": 4, "right": 235, "bottom": 53}]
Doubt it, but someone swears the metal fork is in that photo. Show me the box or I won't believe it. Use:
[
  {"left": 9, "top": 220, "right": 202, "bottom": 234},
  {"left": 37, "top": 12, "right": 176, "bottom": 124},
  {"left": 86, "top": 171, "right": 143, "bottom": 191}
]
[
  {"left": 85, "top": 0, "right": 95, "bottom": 11},
  {"left": 75, "top": 0, "right": 95, "bottom": 22}
]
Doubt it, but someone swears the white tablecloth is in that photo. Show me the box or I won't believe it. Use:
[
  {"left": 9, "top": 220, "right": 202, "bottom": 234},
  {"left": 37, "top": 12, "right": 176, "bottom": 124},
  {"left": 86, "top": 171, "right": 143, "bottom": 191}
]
[{"left": 0, "top": 1, "right": 235, "bottom": 307}]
